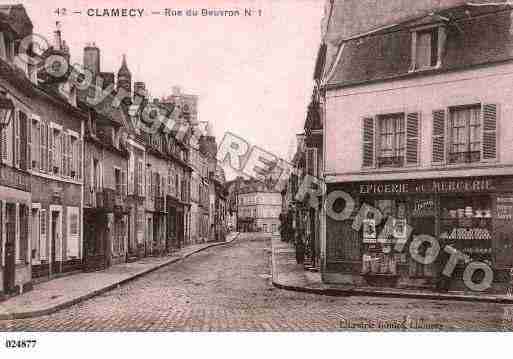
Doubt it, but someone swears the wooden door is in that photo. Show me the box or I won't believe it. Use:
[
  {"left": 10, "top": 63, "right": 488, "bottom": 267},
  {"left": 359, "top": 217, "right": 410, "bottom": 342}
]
[
  {"left": 4, "top": 221, "right": 16, "bottom": 294},
  {"left": 51, "top": 211, "right": 58, "bottom": 271}
]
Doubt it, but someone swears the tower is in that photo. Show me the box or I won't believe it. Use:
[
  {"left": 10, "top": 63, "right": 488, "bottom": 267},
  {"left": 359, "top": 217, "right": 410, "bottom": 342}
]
[
  {"left": 117, "top": 54, "right": 132, "bottom": 95},
  {"left": 83, "top": 42, "right": 100, "bottom": 77}
]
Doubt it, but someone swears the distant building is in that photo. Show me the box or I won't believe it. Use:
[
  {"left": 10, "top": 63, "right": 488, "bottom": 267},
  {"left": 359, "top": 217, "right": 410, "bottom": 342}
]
[{"left": 235, "top": 178, "right": 281, "bottom": 233}]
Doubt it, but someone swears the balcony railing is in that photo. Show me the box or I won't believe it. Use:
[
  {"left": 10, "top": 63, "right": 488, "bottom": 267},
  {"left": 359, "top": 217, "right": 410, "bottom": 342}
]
[
  {"left": 377, "top": 156, "right": 404, "bottom": 168},
  {"left": 448, "top": 151, "right": 481, "bottom": 164},
  {"left": 0, "top": 165, "right": 30, "bottom": 192}
]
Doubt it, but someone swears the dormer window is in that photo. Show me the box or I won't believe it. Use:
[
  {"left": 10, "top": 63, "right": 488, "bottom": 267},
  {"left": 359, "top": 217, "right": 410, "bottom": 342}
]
[{"left": 411, "top": 26, "right": 446, "bottom": 71}]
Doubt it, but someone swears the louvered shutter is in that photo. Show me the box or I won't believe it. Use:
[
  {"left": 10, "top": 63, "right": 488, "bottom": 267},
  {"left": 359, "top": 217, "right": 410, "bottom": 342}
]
[
  {"left": 48, "top": 126, "right": 53, "bottom": 172},
  {"left": 64, "top": 134, "right": 69, "bottom": 177},
  {"left": 121, "top": 170, "right": 127, "bottom": 195},
  {"left": 432, "top": 110, "right": 446, "bottom": 164},
  {"left": 26, "top": 116, "right": 31, "bottom": 170},
  {"left": 40, "top": 122, "right": 45, "bottom": 172},
  {"left": 77, "top": 139, "right": 82, "bottom": 179},
  {"left": 406, "top": 112, "right": 420, "bottom": 165},
  {"left": 482, "top": 103, "right": 498, "bottom": 162},
  {"left": 362, "top": 117, "right": 375, "bottom": 168},
  {"left": 128, "top": 153, "right": 134, "bottom": 195},
  {"left": 61, "top": 133, "right": 65, "bottom": 175},
  {"left": 19, "top": 112, "right": 27, "bottom": 170},
  {"left": 0, "top": 124, "right": 6, "bottom": 162},
  {"left": 14, "top": 112, "right": 20, "bottom": 168}
]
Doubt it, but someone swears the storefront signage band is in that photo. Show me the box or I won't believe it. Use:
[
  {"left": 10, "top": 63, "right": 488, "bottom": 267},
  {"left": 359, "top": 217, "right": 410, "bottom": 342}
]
[{"left": 359, "top": 178, "right": 493, "bottom": 195}]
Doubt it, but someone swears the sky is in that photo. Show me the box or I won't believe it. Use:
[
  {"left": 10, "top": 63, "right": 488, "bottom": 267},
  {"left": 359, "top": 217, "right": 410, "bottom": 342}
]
[{"left": 9, "top": 0, "right": 324, "bottom": 174}]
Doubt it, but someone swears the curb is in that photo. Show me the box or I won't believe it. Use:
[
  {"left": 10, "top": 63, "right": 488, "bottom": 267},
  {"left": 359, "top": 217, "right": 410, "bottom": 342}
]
[
  {"left": 270, "top": 239, "right": 513, "bottom": 304},
  {"left": 0, "top": 233, "right": 240, "bottom": 320}
]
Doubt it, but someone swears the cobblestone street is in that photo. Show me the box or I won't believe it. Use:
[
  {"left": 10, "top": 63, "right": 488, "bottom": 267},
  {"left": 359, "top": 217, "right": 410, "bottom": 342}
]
[{"left": 1, "top": 233, "right": 512, "bottom": 331}]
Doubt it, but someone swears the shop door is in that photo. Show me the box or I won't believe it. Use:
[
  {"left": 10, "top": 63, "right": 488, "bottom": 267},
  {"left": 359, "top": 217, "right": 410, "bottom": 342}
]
[
  {"left": 4, "top": 212, "right": 16, "bottom": 294},
  {"left": 51, "top": 211, "right": 59, "bottom": 272},
  {"left": 410, "top": 217, "right": 436, "bottom": 277},
  {"left": 167, "top": 207, "right": 176, "bottom": 251},
  {"left": 309, "top": 208, "right": 317, "bottom": 267},
  {"left": 177, "top": 209, "right": 184, "bottom": 248}
]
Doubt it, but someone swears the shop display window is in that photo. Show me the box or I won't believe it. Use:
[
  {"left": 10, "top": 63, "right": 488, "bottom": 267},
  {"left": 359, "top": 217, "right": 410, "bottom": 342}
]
[
  {"left": 361, "top": 198, "right": 410, "bottom": 276},
  {"left": 439, "top": 196, "right": 493, "bottom": 265}
]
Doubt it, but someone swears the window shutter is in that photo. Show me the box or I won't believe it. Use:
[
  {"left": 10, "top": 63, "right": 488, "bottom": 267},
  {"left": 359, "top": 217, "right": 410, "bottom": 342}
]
[
  {"left": 121, "top": 170, "right": 127, "bottom": 195},
  {"left": 139, "top": 161, "right": 144, "bottom": 196},
  {"left": 432, "top": 110, "right": 446, "bottom": 164},
  {"left": 39, "top": 209, "right": 47, "bottom": 260},
  {"left": 77, "top": 139, "right": 82, "bottom": 179},
  {"left": 362, "top": 117, "right": 374, "bottom": 168},
  {"left": 48, "top": 127, "right": 53, "bottom": 172},
  {"left": 18, "top": 112, "right": 27, "bottom": 170},
  {"left": 14, "top": 112, "right": 20, "bottom": 168},
  {"left": 0, "top": 124, "right": 6, "bottom": 162},
  {"left": 26, "top": 116, "right": 31, "bottom": 170},
  {"left": 482, "top": 103, "right": 498, "bottom": 162},
  {"left": 40, "top": 122, "right": 45, "bottom": 172},
  {"left": 406, "top": 112, "right": 420, "bottom": 165},
  {"left": 65, "top": 134, "right": 69, "bottom": 177},
  {"left": 60, "top": 132, "right": 65, "bottom": 175}
]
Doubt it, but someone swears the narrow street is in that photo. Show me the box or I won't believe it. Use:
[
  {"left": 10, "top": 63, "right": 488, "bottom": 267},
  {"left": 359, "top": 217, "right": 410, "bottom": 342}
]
[{"left": 0, "top": 233, "right": 510, "bottom": 331}]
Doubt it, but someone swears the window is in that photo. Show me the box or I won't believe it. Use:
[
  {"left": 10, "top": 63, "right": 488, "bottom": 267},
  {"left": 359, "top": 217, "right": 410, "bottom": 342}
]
[
  {"left": 68, "top": 133, "right": 79, "bottom": 179},
  {"left": 50, "top": 127, "right": 62, "bottom": 175},
  {"left": 412, "top": 27, "right": 444, "bottom": 70},
  {"left": 115, "top": 168, "right": 122, "bottom": 193},
  {"left": 449, "top": 105, "right": 481, "bottom": 164},
  {"left": 377, "top": 114, "right": 405, "bottom": 167},
  {"left": 31, "top": 119, "right": 40, "bottom": 170},
  {"left": 92, "top": 159, "right": 101, "bottom": 190}
]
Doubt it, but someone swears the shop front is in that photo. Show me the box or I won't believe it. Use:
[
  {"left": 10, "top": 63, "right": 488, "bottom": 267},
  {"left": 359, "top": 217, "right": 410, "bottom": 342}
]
[{"left": 324, "top": 175, "right": 513, "bottom": 293}]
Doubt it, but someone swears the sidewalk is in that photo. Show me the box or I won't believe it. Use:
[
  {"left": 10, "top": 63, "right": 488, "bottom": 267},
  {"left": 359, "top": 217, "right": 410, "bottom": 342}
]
[
  {"left": 0, "top": 233, "right": 240, "bottom": 320},
  {"left": 270, "top": 236, "right": 513, "bottom": 304}
]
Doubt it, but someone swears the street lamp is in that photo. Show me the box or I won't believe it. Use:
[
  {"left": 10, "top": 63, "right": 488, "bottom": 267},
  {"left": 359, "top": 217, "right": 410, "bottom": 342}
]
[{"left": 0, "top": 91, "right": 15, "bottom": 176}]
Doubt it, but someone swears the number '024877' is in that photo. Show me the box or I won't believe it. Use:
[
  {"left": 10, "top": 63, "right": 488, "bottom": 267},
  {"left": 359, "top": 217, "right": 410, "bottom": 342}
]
[{"left": 5, "top": 339, "right": 37, "bottom": 348}]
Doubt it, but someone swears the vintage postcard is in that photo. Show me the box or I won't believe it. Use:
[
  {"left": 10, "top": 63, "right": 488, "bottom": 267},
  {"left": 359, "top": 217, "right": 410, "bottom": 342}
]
[{"left": 0, "top": 0, "right": 513, "bottom": 354}]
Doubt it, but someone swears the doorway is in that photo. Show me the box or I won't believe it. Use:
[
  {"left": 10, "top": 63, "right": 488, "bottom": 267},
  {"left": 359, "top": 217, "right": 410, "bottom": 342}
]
[
  {"left": 51, "top": 210, "right": 60, "bottom": 274},
  {"left": 3, "top": 204, "right": 16, "bottom": 294}
]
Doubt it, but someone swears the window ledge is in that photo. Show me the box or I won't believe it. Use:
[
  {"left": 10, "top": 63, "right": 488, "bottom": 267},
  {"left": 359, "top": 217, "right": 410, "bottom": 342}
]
[
  {"left": 431, "top": 160, "right": 499, "bottom": 169},
  {"left": 29, "top": 170, "right": 83, "bottom": 185},
  {"left": 409, "top": 64, "right": 442, "bottom": 73}
]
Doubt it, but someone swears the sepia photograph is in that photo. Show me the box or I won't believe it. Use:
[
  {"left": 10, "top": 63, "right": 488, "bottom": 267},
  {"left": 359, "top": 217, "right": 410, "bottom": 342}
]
[{"left": 0, "top": 0, "right": 512, "bottom": 357}]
